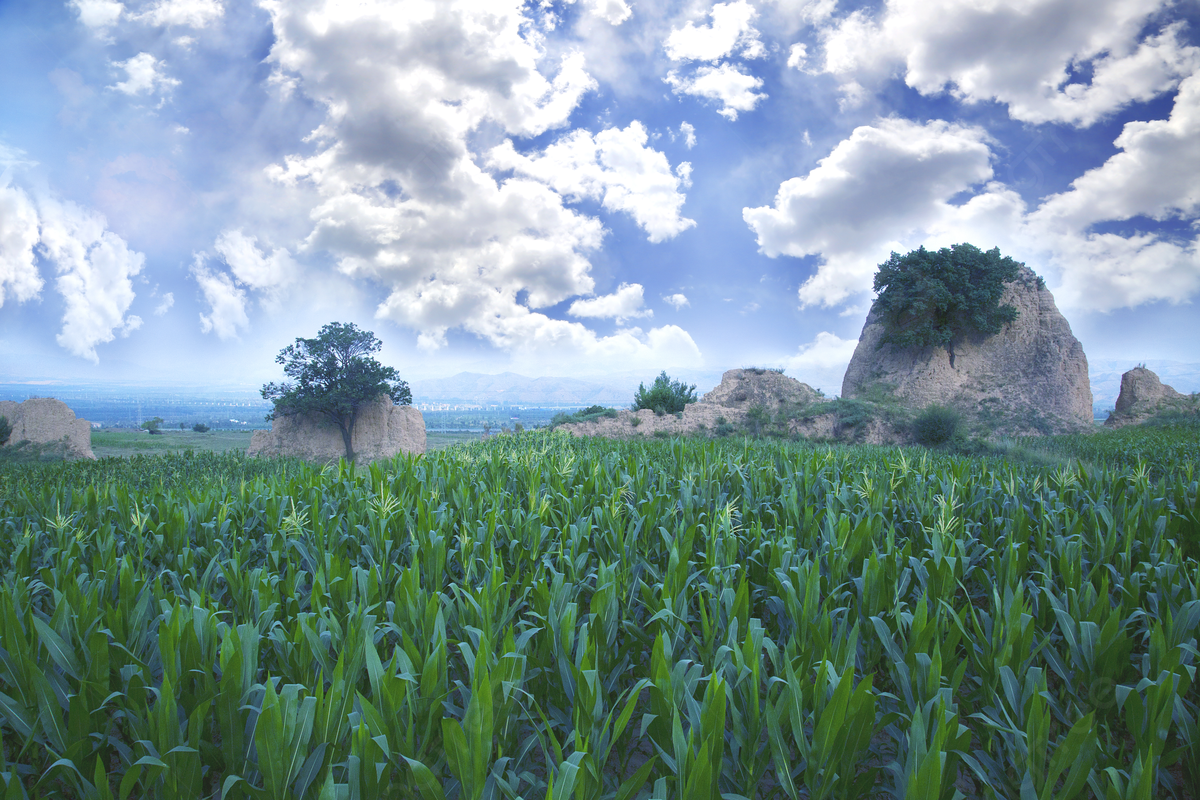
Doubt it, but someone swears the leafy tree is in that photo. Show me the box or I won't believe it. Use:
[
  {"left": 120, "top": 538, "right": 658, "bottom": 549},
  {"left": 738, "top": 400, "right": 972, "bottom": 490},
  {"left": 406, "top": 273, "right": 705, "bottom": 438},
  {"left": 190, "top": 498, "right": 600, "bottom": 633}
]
[
  {"left": 192, "top": 423, "right": 210, "bottom": 433},
  {"left": 141, "top": 417, "right": 164, "bottom": 434},
  {"left": 874, "top": 243, "right": 1022, "bottom": 354},
  {"left": 633, "top": 371, "right": 697, "bottom": 415},
  {"left": 0, "top": 416, "right": 10, "bottom": 446},
  {"left": 261, "top": 322, "right": 412, "bottom": 462}
]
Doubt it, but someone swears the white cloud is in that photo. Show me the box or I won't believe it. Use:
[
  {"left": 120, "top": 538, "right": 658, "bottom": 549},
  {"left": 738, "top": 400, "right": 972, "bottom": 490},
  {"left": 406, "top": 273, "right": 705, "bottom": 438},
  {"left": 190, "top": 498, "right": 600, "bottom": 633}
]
[
  {"left": 1027, "top": 72, "right": 1200, "bottom": 310},
  {"left": 70, "top": 0, "right": 124, "bottom": 31},
  {"left": 744, "top": 118, "right": 1015, "bottom": 308},
  {"left": 663, "top": 293, "right": 690, "bottom": 309},
  {"left": 36, "top": 198, "right": 145, "bottom": 363},
  {"left": 680, "top": 121, "right": 697, "bottom": 149},
  {"left": 787, "top": 43, "right": 808, "bottom": 70},
  {"left": 257, "top": 0, "right": 701, "bottom": 362},
  {"left": 575, "top": 0, "right": 632, "bottom": 25},
  {"left": 784, "top": 331, "right": 859, "bottom": 395},
  {"left": 817, "top": 0, "right": 1200, "bottom": 127},
  {"left": 154, "top": 291, "right": 174, "bottom": 315},
  {"left": 109, "top": 52, "right": 180, "bottom": 97},
  {"left": 135, "top": 0, "right": 223, "bottom": 28},
  {"left": 214, "top": 229, "right": 296, "bottom": 291},
  {"left": 488, "top": 121, "right": 695, "bottom": 243},
  {"left": 0, "top": 180, "right": 44, "bottom": 307},
  {"left": 568, "top": 282, "right": 652, "bottom": 322},
  {"left": 193, "top": 256, "right": 248, "bottom": 340},
  {"left": 665, "top": 1, "right": 764, "bottom": 63},
  {"left": 665, "top": 63, "right": 767, "bottom": 120}
]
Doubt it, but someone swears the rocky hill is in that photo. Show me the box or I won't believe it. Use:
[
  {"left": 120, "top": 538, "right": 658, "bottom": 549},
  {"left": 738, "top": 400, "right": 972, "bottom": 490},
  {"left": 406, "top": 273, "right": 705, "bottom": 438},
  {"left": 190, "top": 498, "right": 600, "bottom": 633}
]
[
  {"left": 1105, "top": 367, "right": 1199, "bottom": 428},
  {"left": 0, "top": 397, "right": 96, "bottom": 460},
  {"left": 841, "top": 265, "right": 1092, "bottom": 435},
  {"left": 248, "top": 395, "right": 425, "bottom": 463}
]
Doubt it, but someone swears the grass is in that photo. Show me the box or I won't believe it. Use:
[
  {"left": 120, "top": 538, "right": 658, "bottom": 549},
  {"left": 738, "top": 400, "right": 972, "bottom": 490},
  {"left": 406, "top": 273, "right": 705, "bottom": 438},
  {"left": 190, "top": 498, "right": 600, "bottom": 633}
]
[{"left": 87, "top": 428, "right": 475, "bottom": 459}]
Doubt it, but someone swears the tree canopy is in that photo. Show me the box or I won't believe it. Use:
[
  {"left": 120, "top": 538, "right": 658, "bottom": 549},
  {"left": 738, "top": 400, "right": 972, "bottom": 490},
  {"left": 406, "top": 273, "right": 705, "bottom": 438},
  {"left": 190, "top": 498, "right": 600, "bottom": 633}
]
[
  {"left": 632, "top": 371, "right": 697, "bottom": 415},
  {"left": 261, "top": 322, "right": 411, "bottom": 461},
  {"left": 873, "top": 243, "right": 1022, "bottom": 351}
]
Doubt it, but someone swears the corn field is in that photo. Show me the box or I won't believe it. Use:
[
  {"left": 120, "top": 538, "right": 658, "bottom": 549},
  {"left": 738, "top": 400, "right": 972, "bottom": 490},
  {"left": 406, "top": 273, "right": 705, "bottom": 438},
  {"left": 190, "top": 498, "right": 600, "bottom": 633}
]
[{"left": 1, "top": 429, "right": 1199, "bottom": 799}]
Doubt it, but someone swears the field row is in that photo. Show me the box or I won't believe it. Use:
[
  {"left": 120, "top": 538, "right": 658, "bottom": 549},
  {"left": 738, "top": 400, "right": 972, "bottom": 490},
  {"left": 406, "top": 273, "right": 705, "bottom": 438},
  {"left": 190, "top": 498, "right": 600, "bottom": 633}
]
[{"left": 0, "top": 429, "right": 1198, "bottom": 798}]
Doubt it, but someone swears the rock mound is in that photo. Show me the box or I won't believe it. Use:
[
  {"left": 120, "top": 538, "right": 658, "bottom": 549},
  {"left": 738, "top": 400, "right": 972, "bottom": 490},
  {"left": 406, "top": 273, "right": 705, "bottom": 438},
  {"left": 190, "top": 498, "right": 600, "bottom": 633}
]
[
  {"left": 842, "top": 266, "right": 1092, "bottom": 435},
  {"left": 559, "top": 368, "right": 869, "bottom": 440},
  {"left": 1105, "top": 367, "right": 1198, "bottom": 428},
  {"left": 0, "top": 398, "right": 96, "bottom": 460},
  {"left": 248, "top": 395, "right": 426, "bottom": 463}
]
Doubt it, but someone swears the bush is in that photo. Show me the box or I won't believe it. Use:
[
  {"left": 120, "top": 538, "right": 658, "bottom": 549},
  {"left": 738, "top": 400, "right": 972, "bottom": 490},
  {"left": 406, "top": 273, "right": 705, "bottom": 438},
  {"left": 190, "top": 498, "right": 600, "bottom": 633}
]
[
  {"left": 632, "top": 371, "right": 697, "bottom": 415},
  {"left": 746, "top": 405, "right": 770, "bottom": 436},
  {"left": 552, "top": 406, "right": 619, "bottom": 428},
  {"left": 192, "top": 423, "right": 210, "bottom": 433},
  {"left": 914, "top": 405, "right": 962, "bottom": 446},
  {"left": 0, "top": 415, "right": 10, "bottom": 447}
]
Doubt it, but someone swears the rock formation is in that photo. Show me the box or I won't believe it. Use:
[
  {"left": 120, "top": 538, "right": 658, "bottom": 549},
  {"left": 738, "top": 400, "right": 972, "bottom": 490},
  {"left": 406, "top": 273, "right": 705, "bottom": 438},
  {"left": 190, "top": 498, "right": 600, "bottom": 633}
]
[
  {"left": 248, "top": 395, "right": 426, "bottom": 463},
  {"left": 0, "top": 398, "right": 96, "bottom": 460},
  {"left": 559, "top": 368, "right": 901, "bottom": 443},
  {"left": 842, "top": 266, "right": 1092, "bottom": 435},
  {"left": 1105, "top": 367, "right": 1198, "bottom": 428}
]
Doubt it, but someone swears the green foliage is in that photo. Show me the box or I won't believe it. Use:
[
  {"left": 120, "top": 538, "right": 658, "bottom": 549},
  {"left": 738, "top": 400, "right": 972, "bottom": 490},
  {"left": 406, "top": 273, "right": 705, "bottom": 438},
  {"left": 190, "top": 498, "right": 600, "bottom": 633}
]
[
  {"left": 0, "top": 415, "right": 10, "bottom": 447},
  {"left": 192, "top": 423, "right": 210, "bottom": 433},
  {"left": 140, "top": 416, "right": 165, "bottom": 434},
  {"left": 632, "top": 371, "right": 697, "bottom": 415},
  {"left": 550, "top": 406, "right": 619, "bottom": 427},
  {"left": 746, "top": 404, "right": 770, "bottom": 436},
  {"left": 261, "top": 322, "right": 412, "bottom": 461},
  {"left": 874, "top": 243, "right": 1022, "bottom": 350},
  {"left": 913, "top": 405, "right": 962, "bottom": 447},
  {"left": 2, "top": 428, "right": 1200, "bottom": 798}
]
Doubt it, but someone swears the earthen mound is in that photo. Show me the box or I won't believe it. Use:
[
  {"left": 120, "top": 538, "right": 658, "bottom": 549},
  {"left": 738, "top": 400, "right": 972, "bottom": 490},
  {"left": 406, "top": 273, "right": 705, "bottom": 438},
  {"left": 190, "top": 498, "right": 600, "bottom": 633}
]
[
  {"left": 248, "top": 394, "right": 426, "bottom": 463},
  {"left": 0, "top": 398, "right": 96, "bottom": 460},
  {"left": 1105, "top": 367, "right": 1198, "bottom": 428},
  {"left": 842, "top": 266, "right": 1092, "bottom": 435}
]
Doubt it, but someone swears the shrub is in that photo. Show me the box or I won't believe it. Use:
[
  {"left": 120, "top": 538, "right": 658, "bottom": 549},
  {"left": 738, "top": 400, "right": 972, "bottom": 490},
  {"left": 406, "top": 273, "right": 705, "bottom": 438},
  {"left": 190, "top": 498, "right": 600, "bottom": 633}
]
[
  {"left": 192, "top": 423, "right": 210, "bottom": 433},
  {"left": 0, "top": 415, "right": 10, "bottom": 447},
  {"left": 746, "top": 405, "right": 770, "bottom": 436},
  {"left": 633, "top": 371, "right": 697, "bottom": 415},
  {"left": 630, "top": 416, "right": 642, "bottom": 427},
  {"left": 141, "top": 417, "right": 164, "bottom": 435},
  {"left": 714, "top": 416, "right": 736, "bottom": 437},
  {"left": 914, "top": 405, "right": 962, "bottom": 446}
]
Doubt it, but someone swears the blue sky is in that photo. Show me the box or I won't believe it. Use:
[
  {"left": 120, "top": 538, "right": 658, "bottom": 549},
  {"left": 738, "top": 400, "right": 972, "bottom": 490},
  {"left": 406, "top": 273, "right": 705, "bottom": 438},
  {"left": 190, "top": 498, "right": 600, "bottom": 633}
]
[{"left": 2, "top": 0, "right": 1199, "bottom": 395}]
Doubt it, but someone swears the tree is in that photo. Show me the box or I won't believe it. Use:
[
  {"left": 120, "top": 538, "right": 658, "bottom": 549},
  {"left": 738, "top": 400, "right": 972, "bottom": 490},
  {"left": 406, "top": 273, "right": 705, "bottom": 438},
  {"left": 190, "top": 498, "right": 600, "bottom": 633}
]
[
  {"left": 873, "top": 243, "right": 1022, "bottom": 357},
  {"left": 192, "top": 423, "right": 210, "bottom": 433},
  {"left": 633, "top": 371, "right": 697, "bottom": 415},
  {"left": 141, "top": 417, "right": 164, "bottom": 434},
  {"left": 261, "top": 322, "right": 412, "bottom": 462}
]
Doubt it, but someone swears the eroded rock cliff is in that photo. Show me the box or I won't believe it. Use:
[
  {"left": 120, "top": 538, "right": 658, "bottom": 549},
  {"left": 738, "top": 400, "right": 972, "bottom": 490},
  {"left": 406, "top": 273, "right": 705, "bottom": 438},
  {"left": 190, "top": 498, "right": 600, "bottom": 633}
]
[
  {"left": 0, "top": 398, "right": 96, "bottom": 460},
  {"left": 248, "top": 394, "right": 426, "bottom": 463}
]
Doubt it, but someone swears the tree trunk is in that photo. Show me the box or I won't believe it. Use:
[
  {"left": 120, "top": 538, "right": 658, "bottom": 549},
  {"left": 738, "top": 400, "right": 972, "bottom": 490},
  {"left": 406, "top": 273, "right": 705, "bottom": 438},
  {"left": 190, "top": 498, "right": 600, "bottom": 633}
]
[{"left": 338, "top": 411, "right": 357, "bottom": 463}]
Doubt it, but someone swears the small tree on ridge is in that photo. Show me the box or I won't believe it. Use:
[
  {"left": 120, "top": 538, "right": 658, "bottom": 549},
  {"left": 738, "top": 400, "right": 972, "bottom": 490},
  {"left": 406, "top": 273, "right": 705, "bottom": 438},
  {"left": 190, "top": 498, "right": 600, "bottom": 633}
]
[
  {"left": 261, "top": 322, "right": 412, "bottom": 462},
  {"left": 633, "top": 371, "right": 697, "bottom": 415}
]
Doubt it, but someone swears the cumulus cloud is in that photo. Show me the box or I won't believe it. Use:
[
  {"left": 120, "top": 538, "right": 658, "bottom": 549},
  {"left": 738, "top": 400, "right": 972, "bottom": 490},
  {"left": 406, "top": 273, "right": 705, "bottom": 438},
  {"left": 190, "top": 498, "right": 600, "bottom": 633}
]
[
  {"left": 744, "top": 118, "right": 1018, "bottom": 308},
  {"left": 261, "top": 0, "right": 701, "bottom": 363},
  {"left": 572, "top": 0, "right": 632, "bottom": 25},
  {"left": 36, "top": 198, "right": 145, "bottom": 362},
  {"left": 664, "top": 1, "right": 764, "bottom": 62},
  {"left": 134, "top": 0, "right": 223, "bottom": 27},
  {"left": 214, "top": 229, "right": 296, "bottom": 291},
  {"left": 489, "top": 122, "right": 695, "bottom": 243},
  {"left": 568, "top": 282, "right": 652, "bottom": 322},
  {"left": 665, "top": 63, "right": 767, "bottom": 120},
  {"left": 1028, "top": 72, "right": 1200, "bottom": 310},
  {"left": 193, "top": 255, "right": 248, "bottom": 340},
  {"left": 0, "top": 180, "right": 44, "bottom": 307},
  {"left": 663, "top": 292, "right": 690, "bottom": 309},
  {"left": 787, "top": 43, "right": 808, "bottom": 70},
  {"left": 70, "top": 0, "right": 124, "bottom": 31},
  {"left": 784, "top": 331, "right": 859, "bottom": 395},
  {"left": 109, "top": 52, "right": 179, "bottom": 97},
  {"left": 817, "top": 0, "right": 1200, "bottom": 126},
  {"left": 680, "top": 122, "right": 697, "bottom": 149}
]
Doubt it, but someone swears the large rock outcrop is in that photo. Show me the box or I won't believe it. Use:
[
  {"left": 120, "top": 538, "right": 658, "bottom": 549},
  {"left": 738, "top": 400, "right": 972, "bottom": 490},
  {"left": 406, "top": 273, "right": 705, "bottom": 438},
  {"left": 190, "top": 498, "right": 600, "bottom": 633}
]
[
  {"left": 248, "top": 395, "right": 426, "bottom": 463},
  {"left": 1105, "top": 367, "right": 1198, "bottom": 428},
  {"left": 842, "top": 266, "right": 1092, "bottom": 435},
  {"left": 0, "top": 398, "right": 96, "bottom": 460}
]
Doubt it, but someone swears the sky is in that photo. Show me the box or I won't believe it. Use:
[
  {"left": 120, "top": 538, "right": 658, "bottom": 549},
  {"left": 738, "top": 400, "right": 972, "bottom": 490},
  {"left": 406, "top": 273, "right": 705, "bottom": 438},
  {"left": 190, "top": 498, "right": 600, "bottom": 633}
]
[{"left": 1, "top": 0, "right": 1199, "bottom": 395}]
